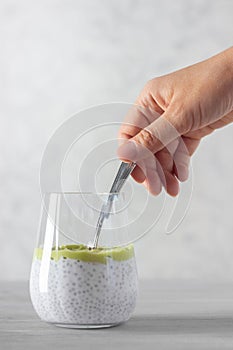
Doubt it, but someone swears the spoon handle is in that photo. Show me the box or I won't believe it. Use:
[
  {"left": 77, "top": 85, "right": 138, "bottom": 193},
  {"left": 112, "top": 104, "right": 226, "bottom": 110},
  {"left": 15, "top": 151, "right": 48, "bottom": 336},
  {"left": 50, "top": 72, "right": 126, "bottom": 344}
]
[{"left": 93, "top": 162, "right": 136, "bottom": 248}]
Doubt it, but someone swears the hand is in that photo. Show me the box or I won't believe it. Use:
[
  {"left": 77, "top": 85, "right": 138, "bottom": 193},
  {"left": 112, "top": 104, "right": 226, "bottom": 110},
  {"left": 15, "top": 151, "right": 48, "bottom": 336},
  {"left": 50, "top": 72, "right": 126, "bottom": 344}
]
[{"left": 118, "top": 47, "right": 233, "bottom": 196}]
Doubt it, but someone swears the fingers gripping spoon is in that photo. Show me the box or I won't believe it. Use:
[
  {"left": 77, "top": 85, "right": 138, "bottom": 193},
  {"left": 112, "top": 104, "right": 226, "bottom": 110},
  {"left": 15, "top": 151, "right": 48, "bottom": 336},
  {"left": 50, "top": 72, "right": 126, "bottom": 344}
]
[{"left": 93, "top": 162, "right": 136, "bottom": 248}]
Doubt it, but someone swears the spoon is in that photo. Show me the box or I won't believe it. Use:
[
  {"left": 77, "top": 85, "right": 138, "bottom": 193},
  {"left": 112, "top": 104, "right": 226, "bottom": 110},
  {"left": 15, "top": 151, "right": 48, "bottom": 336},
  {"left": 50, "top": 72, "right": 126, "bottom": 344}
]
[{"left": 93, "top": 162, "right": 136, "bottom": 248}]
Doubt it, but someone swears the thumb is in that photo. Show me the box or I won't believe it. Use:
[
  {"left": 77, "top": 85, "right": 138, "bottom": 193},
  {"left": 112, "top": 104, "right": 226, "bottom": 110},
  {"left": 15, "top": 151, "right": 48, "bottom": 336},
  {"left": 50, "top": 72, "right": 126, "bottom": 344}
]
[{"left": 118, "top": 110, "right": 185, "bottom": 162}]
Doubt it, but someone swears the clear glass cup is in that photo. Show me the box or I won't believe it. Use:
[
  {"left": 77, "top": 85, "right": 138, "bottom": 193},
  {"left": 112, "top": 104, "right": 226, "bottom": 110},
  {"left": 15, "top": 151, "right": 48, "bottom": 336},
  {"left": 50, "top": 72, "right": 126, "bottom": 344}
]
[{"left": 29, "top": 192, "right": 138, "bottom": 328}]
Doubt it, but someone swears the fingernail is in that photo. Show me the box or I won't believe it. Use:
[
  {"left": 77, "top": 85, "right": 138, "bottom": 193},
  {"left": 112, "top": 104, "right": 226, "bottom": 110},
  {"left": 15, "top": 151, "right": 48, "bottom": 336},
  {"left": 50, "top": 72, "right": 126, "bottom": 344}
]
[
  {"left": 143, "top": 175, "right": 161, "bottom": 196},
  {"left": 177, "top": 165, "right": 189, "bottom": 181},
  {"left": 149, "top": 174, "right": 162, "bottom": 195},
  {"left": 117, "top": 140, "right": 137, "bottom": 162}
]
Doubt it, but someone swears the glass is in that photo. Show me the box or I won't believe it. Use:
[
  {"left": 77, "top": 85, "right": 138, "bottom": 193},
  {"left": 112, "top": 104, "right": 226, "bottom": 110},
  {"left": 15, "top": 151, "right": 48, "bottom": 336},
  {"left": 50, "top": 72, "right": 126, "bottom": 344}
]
[{"left": 29, "top": 192, "right": 138, "bottom": 328}]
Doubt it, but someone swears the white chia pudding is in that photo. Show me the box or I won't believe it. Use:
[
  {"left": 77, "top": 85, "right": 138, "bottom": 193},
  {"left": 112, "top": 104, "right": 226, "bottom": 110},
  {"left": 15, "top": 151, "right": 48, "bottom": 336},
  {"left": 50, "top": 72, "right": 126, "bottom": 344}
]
[{"left": 30, "top": 244, "right": 138, "bottom": 326}]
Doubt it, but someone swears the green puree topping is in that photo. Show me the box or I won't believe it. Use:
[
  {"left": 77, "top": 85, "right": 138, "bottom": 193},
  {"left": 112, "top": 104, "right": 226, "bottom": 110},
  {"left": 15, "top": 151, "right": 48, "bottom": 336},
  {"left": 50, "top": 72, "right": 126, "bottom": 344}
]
[{"left": 34, "top": 244, "right": 135, "bottom": 264}]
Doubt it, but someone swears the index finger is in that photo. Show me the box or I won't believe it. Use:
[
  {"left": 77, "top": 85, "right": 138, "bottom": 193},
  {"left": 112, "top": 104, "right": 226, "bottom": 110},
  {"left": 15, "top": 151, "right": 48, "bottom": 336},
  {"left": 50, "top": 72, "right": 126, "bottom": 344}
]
[{"left": 118, "top": 104, "right": 161, "bottom": 142}]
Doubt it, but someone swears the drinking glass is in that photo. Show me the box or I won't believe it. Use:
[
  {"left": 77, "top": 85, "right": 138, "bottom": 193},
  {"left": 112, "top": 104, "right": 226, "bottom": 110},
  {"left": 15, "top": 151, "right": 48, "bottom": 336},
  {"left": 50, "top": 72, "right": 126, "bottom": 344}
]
[{"left": 29, "top": 192, "right": 138, "bottom": 328}]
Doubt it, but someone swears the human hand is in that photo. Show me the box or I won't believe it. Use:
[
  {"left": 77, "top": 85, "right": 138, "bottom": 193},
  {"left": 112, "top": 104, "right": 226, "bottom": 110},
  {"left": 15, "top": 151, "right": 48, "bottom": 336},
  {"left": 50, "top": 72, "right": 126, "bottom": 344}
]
[{"left": 118, "top": 47, "right": 233, "bottom": 196}]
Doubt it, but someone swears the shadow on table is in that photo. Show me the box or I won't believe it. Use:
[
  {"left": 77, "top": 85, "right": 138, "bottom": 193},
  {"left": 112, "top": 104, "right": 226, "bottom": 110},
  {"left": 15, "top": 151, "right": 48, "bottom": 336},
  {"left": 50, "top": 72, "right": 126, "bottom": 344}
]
[{"left": 116, "top": 314, "right": 233, "bottom": 335}]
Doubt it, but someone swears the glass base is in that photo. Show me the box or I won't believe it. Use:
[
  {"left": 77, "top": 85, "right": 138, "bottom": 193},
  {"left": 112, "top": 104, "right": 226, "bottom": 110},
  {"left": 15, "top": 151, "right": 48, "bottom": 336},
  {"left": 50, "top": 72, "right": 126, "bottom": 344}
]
[{"left": 54, "top": 322, "right": 122, "bottom": 329}]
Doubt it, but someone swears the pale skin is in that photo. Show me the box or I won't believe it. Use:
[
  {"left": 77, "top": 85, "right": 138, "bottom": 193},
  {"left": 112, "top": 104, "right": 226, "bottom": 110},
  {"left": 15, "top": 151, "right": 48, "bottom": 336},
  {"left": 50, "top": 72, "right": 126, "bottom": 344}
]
[{"left": 118, "top": 47, "right": 233, "bottom": 196}]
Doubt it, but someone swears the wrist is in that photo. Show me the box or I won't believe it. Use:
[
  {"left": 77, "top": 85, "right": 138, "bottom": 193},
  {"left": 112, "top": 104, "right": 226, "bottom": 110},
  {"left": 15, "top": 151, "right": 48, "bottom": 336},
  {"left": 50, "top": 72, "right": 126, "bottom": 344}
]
[
  {"left": 221, "top": 47, "right": 233, "bottom": 77},
  {"left": 213, "top": 47, "right": 233, "bottom": 112}
]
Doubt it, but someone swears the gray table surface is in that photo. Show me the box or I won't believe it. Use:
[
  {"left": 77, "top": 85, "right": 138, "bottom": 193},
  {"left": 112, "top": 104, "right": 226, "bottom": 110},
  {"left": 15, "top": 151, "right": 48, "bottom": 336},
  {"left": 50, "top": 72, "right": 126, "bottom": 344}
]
[{"left": 1, "top": 280, "right": 233, "bottom": 350}]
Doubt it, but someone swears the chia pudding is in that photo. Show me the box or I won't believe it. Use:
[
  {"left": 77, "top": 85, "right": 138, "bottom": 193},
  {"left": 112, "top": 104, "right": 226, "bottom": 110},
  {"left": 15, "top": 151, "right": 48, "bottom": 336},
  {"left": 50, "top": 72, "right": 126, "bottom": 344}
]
[{"left": 30, "top": 244, "right": 138, "bottom": 327}]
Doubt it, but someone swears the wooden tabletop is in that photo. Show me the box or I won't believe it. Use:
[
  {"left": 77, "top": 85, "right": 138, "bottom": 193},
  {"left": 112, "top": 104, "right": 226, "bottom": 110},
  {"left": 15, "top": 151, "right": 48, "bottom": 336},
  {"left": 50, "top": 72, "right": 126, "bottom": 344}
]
[{"left": 1, "top": 280, "right": 233, "bottom": 349}]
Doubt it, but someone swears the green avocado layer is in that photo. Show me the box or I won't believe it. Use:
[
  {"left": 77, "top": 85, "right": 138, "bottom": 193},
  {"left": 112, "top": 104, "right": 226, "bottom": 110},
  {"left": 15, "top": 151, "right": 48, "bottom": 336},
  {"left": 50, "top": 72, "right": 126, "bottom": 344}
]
[{"left": 34, "top": 244, "right": 134, "bottom": 264}]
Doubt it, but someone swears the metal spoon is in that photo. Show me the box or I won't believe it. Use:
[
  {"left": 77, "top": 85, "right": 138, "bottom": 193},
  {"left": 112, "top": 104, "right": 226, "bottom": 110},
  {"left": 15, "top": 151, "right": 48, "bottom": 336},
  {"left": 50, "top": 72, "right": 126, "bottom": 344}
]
[{"left": 93, "top": 162, "right": 136, "bottom": 248}]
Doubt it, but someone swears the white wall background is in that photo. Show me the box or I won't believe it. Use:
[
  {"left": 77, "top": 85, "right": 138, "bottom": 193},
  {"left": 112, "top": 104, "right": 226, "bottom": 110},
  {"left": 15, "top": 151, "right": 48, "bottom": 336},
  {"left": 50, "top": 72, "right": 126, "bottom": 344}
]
[{"left": 1, "top": 0, "right": 233, "bottom": 280}]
